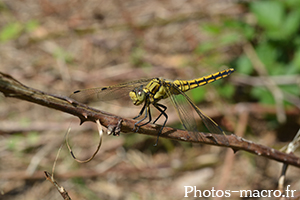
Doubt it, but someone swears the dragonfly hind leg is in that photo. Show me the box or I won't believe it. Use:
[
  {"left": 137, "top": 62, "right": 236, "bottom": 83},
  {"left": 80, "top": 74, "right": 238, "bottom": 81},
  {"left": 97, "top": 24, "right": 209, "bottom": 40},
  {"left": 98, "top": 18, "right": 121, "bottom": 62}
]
[
  {"left": 153, "top": 103, "right": 167, "bottom": 124},
  {"left": 153, "top": 103, "right": 168, "bottom": 146}
]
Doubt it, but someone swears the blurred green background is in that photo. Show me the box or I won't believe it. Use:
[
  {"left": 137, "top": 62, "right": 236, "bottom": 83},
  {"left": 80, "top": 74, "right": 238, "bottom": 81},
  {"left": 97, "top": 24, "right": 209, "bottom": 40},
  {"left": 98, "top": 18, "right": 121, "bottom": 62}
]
[{"left": 0, "top": 0, "right": 299, "bottom": 199}]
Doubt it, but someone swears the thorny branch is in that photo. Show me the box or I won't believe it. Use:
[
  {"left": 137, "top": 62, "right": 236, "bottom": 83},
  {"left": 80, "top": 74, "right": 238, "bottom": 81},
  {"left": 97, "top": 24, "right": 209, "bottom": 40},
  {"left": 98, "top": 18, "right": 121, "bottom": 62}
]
[{"left": 0, "top": 72, "right": 300, "bottom": 167}]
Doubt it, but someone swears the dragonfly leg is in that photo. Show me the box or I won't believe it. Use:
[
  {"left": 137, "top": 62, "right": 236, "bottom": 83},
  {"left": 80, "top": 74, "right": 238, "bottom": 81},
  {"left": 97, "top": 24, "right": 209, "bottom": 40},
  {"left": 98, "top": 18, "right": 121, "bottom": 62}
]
[
  {"left": 133, "top": 102, "right": 147, "bottom": 120},
  {"left": 133, "top": 104, "right": 151, "bottom": 132},
  {"left": 137, "top": 106, "right": 152, "bottom": 127},
  {"left": 153, "top": 104, "right": 167, "bottom": 124},
  {"left": 153, "top": 103, "right": 168, "bottom": 146}
]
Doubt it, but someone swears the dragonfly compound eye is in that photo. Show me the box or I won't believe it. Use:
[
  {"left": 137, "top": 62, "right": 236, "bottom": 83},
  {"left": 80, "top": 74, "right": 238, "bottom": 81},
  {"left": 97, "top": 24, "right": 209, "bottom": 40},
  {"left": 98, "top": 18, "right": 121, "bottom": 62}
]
[{"left": 129, "top": 89, "right": 145, "bottom": 106}]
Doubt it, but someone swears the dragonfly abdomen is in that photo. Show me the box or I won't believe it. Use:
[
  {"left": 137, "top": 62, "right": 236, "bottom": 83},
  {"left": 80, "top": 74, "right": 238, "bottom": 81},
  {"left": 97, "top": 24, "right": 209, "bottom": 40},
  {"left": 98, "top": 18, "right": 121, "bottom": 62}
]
[{"left": 173, "top": 68, "right": 235, "bottom": 92}]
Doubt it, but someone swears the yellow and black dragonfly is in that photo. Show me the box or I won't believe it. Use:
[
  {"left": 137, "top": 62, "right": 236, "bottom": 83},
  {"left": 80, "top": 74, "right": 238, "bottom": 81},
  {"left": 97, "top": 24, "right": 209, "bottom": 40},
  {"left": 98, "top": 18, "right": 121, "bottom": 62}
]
[{"left": 71, "top": 68, "right": 234, "bottom": 144}]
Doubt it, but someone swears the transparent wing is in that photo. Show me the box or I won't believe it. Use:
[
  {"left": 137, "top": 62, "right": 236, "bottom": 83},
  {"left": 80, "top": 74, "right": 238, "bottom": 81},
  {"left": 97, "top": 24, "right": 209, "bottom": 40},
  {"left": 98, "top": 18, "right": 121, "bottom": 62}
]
[
  {"left": 164, "top": 82, "right": 225, "bottom": 141},
  {"left": 70, "top": 78, "right": 153, "bottom": 103}
]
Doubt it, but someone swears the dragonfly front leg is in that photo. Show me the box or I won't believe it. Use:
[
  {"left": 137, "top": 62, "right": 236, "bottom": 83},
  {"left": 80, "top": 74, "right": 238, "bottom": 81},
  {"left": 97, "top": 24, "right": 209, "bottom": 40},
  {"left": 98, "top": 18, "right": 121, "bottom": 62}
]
[
  {"left": 133, "top": 102, "right": 151, "bottom": 132},
  {"left": 137, "top": 106, "right": 152, "bottom": 127},
  {"left": 133, "top": 101, "right": 147, "bottom": 120}
]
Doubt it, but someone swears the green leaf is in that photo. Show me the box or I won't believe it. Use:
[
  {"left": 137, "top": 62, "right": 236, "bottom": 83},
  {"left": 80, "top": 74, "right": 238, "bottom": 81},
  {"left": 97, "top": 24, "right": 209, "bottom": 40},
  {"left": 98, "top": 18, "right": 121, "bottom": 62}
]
[
  {"left": 292, "top": 47, "right": 300, "bottom": 70},
  {"left": 241, "top": 24, "right": 255, "bottom": 40},
  {"left": 269, "top": 63, "right": 291, "bottom": 75},
  {"left": 28, "top": 131, "right": 39, "bottom": 145},
  {"left": 251, "top": 87, "right": 275, "bottom": 104},
  {"left": 202, "top": 23, "right": 222, "bottom": 35},
  {"left": 295, "top": 36, "right": 300, "bottom": 46},
  {"left": 195, "top": 41, "right": 214, "bottom": 54},
  {"left": 281, "top": 10, "right": 300, "bottom": 39},
  {"left": 217, "top": 84, "right": 235, "bottom": 99},
  {"left": 236, "top": 55, "right": 253, "bottom": 75},
  {"left": 285, "top": 0, "right": 300, "bottom": 7},
  {"left": 223, "top": 19, "right": 241, "bottom": 29},
  {"left": 0, "top": 22, "right": 23, "bottom": 42},
  {"left": 190, "top": 88, "right": 206, "bottom": 104},
  {"left": 24, "top": 20, "right": 39, "bottom": 32},
  {"left": 280, "top": 85, "right": 300, "bottom": 96},
  {"left": 250, "top": 1, "right": 284, "bottom": 30},
  {"left": 256, "top": 43, "right": 277, "bottom": 69},
  {"left": 53, "top": 47, "right": 73, "bottom": 63},
  {"left": 220, "top": 32, "right": 241, "bottom": 46},
  {"left": 6, "top": 134, "right": 23, "bottom": 151}
]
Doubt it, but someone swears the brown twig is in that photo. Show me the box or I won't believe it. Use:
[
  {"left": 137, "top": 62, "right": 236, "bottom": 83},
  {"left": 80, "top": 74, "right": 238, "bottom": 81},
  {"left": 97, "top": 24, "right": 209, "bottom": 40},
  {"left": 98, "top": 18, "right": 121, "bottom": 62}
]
[
  {"left": 0, "top": 72, "right": 300, "bottom": 167},
  {"left": 44, "top": 171, "right": 72, "bottom": 200}
]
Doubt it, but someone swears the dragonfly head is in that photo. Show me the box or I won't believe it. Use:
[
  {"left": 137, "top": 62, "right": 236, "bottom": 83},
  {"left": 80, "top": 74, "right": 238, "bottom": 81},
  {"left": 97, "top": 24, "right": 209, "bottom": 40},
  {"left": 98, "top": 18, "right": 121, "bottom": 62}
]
[{"left": 129, "top": 87, "right": 146, "bottom": 106}]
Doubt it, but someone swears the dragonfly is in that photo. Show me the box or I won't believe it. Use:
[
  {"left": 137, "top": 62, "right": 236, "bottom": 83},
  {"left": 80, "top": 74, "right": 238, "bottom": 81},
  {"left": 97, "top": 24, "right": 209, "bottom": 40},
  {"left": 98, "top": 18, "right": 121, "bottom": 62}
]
[{"left": 70, "top": 68, "right": 235, "bottom": 145}]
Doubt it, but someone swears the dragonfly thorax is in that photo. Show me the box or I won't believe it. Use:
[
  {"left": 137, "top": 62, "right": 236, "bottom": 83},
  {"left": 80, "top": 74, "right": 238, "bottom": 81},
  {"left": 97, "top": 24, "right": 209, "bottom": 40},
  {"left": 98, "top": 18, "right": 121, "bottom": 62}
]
[{"left": 129, "top": 87, "right": 146, "bottom": 106}]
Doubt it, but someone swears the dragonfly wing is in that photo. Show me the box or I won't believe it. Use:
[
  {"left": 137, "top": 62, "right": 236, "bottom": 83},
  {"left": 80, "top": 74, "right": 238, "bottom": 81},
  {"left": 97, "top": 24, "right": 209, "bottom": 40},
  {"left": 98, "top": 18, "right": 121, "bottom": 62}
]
[
  {"left": 70, "top": 78, "right": 153, "bottom": 103},
  {"left": 164, "top": 82, "right": 225, "bottom": 141}
]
